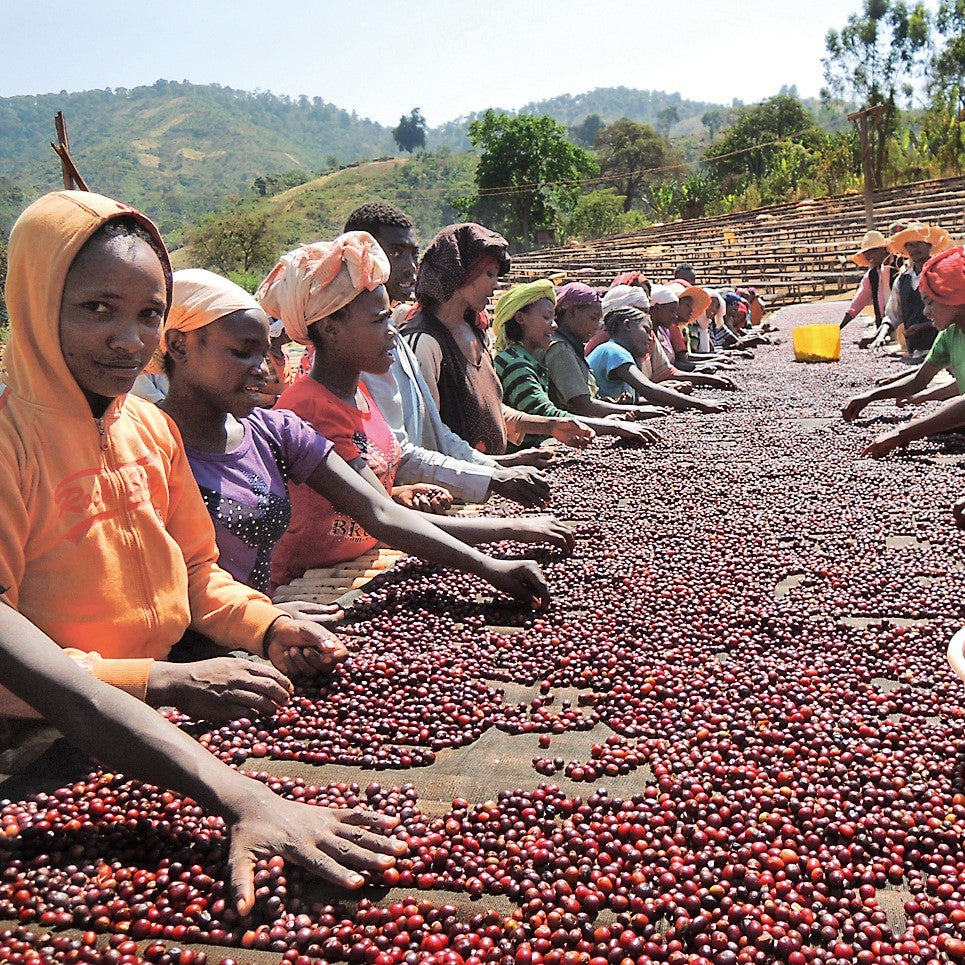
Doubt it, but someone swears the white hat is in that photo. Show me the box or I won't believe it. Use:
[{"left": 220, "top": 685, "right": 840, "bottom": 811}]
[{"left": 648, "top": 284, "right": 679, "bottom": 305}]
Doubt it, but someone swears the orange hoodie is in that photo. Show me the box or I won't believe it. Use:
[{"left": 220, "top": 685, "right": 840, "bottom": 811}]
[{"left": 0, "top": 191, "right": 284, "bottom": 706}]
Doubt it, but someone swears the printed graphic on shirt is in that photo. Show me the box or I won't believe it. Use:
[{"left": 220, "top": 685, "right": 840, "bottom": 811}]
[{"left": 54, "top": 456, "right": 159, "bottom": 542}]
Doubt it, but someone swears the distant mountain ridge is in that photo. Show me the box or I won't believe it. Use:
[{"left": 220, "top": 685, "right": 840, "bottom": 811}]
[{"left": 0, "top": 80, "right": 728, "bottom": 240}]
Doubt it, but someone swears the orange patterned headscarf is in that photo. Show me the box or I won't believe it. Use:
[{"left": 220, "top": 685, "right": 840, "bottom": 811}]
[{"left": 256, "top": 232, "right": 390, "bottom": 345}]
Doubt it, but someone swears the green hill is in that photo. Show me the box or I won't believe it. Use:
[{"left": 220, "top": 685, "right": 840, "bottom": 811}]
[
  {"left": 170, "top": 152, "right": 478, "bottom": 269},
  {"left": 0, "top": 80, "right": 396, "bottom": 243},
  {"left": 0, "top": 81, "right": 747, "bottom": 243}
]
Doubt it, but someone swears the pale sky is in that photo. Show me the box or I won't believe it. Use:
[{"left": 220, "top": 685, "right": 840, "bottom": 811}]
[{"left": 1, "top": 0, "right": 887, "bottom": 125}]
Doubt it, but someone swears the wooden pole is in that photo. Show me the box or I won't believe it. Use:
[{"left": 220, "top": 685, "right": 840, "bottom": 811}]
[
  {"left": 50, "top": 112, "right": 89, "bottom": 192},
  {"left": 848, "top": 106, "right": 879, "bottom": 229}
]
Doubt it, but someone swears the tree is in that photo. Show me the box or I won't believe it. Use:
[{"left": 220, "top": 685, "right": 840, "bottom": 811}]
[
  {"left": 701, "top": 109, "right": 726, "bottom": 141},
  {"left": 655, "top": 106, "right": 680, "bottom": 137},
  {"left": 595, "top": 119, "right": 680, "bottom": 212},
  {"left": 703, "top": 95, "right": 823, "bottom": 187},
  {"left": 823, "top": 0, "right": 929, "bottom": 183},
  {"left": 392, "top": 108, "right": 427, "bottom": 153},
  {"left": 457, "top": 110, "right": 598, "bottom": 249},
  {"left": 570, "top": 114, "right": 605, "bottom": 147},
  {"left": 564, "top": 189, "right": 647, "bottom": 241},
  {"left": 187, "top": 207, "right": 280, "bottom": 277}
]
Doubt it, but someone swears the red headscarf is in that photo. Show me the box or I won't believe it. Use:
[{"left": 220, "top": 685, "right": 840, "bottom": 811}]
[{"left": 920, "top": 245, "right": 965, "bottom": 306}]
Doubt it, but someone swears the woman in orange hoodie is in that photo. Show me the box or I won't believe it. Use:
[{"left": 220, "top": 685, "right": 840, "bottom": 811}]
[{"left": 0, "top": 191, "right": 347, "bottom": 723}]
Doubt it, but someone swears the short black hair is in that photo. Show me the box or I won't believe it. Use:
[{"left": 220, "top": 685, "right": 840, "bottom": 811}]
[
  {"left": 344, "top": 202, "right": 413, "bottom": 236},
  {"left": 674, "top": 263, "right": 697, "bottom": 282}
]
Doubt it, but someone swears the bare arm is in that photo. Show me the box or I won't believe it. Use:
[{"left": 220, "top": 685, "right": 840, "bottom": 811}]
[
  {"left": 612, "top": 361, "right": 724, "bottom": 413},
  {"left": 306, "top": 452, "right": 551, "bottom": 607},
  {"left": 0, "top": 601, "right": 404, "bottom": 910},
  {"left": 861, "top": 393, "right": 965, "bottom": 458},
  {"left": 842, "top": 361, "right": 940, "bottom": 421},
  {"left": 897, "top": 380, "right": 959, "bottom": 407}
]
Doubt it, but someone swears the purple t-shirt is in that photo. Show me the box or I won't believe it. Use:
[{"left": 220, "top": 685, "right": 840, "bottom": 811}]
[{"left": 185, "top": 407, "right": 333, "bottom": 593}]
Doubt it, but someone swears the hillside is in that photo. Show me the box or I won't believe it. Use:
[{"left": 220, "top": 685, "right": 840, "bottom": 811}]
[
  {"left": 0, "top": 81, "right": 739, "bottom": 243},
  {"left": 0, "top": 80, "right": 396, "bottom": 243},
  {"left": 169, "top": 152, "right": 478, "bottom": 268}
]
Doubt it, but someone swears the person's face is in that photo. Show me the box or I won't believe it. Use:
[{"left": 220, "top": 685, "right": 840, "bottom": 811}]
[
  {"left": 676, "top": 296, "right": 694, "bottom": 325},
  {"left": 623, "top": 314, "right": 653, "bottom": 358},
  {"left": 171, "top": 308, "right": 271, "bottom": 418},
  {"left": 517, "top": 298, "right": 557, "bottom": 352},
  {"left": 864, "top": 247, "right": 888, "bottom": 269},
  {"left": 373, "top": 226, "right": 418, "bottom": 303},
  {"left": 59, "top": 232, "right": 168, "bottom": 411},
  {"left": 328, "top": 285, "right": 396, "bottom": 374},
  {"left": 459, "top": 261, "right": 500, "bottom": 314},
  {"left": 906, "top": 241, "right": 933, "bottom": 266},
  {"left": 650, "top": 301, "right": 678, "bottom": 328},
  {"left": 922, "top": 296, "right": 965, "bottom": 331},
  {"left": 559, "top": 302, "right": 603, "bottom": 343}
]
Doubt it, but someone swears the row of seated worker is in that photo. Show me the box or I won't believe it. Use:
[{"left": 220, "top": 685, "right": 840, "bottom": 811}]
[
  {"left": 841, "top": 223, "right": 965, "bottom": 522},
  {"left": 0, "top": 190, "right": 775, "bottom": 899}
]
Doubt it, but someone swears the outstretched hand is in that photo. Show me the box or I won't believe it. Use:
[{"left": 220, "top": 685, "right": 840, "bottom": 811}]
[
  {"left": 229, "top": 795, "right": 407, "bottom": 914},
  {"left": 484, "top": 558, "right": 551, "bottom": 609},
  {"left": 512, "top": 516, "right": 576, "bottom": 554},
  {"left": 275, "top": 600, "right": 344, "bottom": 627},
  {"left": 860, "top": 430, "right": 904, "bottom": 459},
  {"left": 393, "top": 484, "right": 453, "bottom": 514},
  {"left": 265, "top": 619, "right": 349, "bottom": 679},
  {"left": 147, "top": 658, "right": 294, "bottom": 721}
]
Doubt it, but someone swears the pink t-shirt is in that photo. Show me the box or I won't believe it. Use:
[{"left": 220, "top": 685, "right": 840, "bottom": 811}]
[{"left": 272, "top": 378, "right": 401, "bottom": 586}]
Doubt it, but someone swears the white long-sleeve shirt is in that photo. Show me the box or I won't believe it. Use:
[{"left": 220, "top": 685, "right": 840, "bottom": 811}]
[{"left": 362, "top": 339, "right": 496, "bottom": 504}]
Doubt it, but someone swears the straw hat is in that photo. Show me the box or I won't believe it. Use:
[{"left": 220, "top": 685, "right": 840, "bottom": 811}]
[
  {"left": 670, "top": 283, "right": 712, "bottom": 324},
  {"left": 888, "top": 222, "right": 936, "bottom": 259},
  {"left": 928, "top": 224, "right": 954, "bottom": 255},
  {"left": 851, "top": 230, "right": 888, "bottom": 268}
]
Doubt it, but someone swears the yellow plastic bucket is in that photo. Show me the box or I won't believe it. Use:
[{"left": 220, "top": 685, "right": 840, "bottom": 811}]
[{"left": 793, "top": 324, "right": 840, "bottom": 362}]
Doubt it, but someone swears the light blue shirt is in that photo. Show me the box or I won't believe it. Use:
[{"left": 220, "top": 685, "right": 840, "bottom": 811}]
[{"left": 587, "top": 340, "right": 636, "bottom": 400}]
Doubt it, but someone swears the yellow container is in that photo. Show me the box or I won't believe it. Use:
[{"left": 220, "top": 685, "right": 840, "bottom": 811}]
[{"left": 793, "top": 324, "right": 840, "bottom": 362}]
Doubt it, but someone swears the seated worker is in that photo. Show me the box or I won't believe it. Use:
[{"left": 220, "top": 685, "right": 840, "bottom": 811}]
[
  {"left": 858, "top": 245, "right": 965, "bottom": 459},
  {"left": 882, "top": 222, "right": 952, "bottom": 356},
  {"left": 343, "top": 202, "right": 552, "bottom": 508},
  {"left": 403, "top": 223, "right": 595, "bottom": 455},
  {"left": 840, "top": 231, "right": 900, "bottom": 348},
  {"left": 0, "top": 602, "right": 406, "bottom": 902},
  {"left": 587, "top": 298, "right": 728, "bottom": 415},
  {"left": 491, "top": 280, "right": 662, "bottom": 448},
  {"left": 673, "top": 263, "right": 698, "bottom": 285},
  {"left": 162, "top": 266, "right": 570, "bottom": 603},
  {"left": 651, "top": 285, "right": 739, "bottom": 391},
  {"left": 545, "top": 283, "right": 667, "bottom": 421},
  {"left": 256, "top": 233, "right": 568, "bottom": 599},
  {"left": 0, "top": 191, "right": 348, "bottom": 725}
]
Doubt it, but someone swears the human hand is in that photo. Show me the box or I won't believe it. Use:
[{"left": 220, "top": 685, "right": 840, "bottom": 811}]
[
  {"left": 392, "top": 484, "right": 453, "bottom": 514},
  {"left": 629, "top": 405, "right": 669, "bottom": 420},
  {"left": 483, "top": 558, "right": 551, "bottom": 609},
  {"left": 710, "top": 375, "right": 739, "bottom": 391},
  {"left": 550, "top": 419, "right": 596, "bottom": 449},
  {"left": 953, "top": 495, "right": 965, "bottom": 527},
  {"left": 842, "top": 395, "right": 868, "bottom": 422},
  {"left": 696, "top": 399, "right": 730, "bottom": 414},
  {"left": 860, "top": 430, "right": 905, "bottom": 459},
  {"left": 147, "top": 658, "right": 292, "bottom": 721},
  {"left": 664, "top": 380, "right": 694, "bottom": 394},
  {"left": 607, "top": 420, "right": 662, "bottom": 443},
  {"left": 275, "top": 600, "right": 344, "bottom": 627},
  {"left": 493, "top": 447, "right": 555, "bottom": 469},
  {"left": 229, "top": 792, "right": 407, "bottom": 913},
  {"left": 489, "top": 466, "right": 551, "bottom": 507},
  {"left": 265, "top": 619, "right": 349, "bottom": 679},
  {"left": 512, "top": 515, "right": 576, "bottom": 554}
]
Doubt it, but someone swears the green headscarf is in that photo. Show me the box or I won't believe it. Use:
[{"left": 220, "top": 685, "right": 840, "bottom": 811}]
[{"left": 492, "top": 279, "right": 557, "bottom": 353}]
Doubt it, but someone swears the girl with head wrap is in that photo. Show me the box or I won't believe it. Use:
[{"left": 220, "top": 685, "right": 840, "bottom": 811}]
[
  {"left": 254, "top": 234, "right": 570, "bottom": 600},
  {"left": 855, "top": 246, "right": 965, "bottom": 471},
  {"left": 492, "top": 281, "right": 661, "bottom": 448},
  {"left": 403, "top": 224, "right": 595, "bottom": 455}
]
